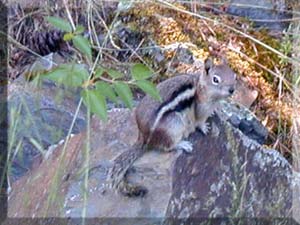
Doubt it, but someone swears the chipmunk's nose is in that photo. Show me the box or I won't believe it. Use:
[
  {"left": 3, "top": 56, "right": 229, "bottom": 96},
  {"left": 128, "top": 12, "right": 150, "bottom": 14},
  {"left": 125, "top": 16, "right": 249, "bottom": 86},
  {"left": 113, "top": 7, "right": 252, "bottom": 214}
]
[{"left": 229, "top": 87, "right": 235, "bottom": 95}]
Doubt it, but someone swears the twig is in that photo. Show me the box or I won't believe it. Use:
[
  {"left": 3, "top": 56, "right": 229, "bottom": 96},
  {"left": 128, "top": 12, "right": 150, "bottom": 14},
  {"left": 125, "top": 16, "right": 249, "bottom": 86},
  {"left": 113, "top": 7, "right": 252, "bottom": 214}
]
[{"left": 63, "top": 0, "right": 76, "bottom": 30}]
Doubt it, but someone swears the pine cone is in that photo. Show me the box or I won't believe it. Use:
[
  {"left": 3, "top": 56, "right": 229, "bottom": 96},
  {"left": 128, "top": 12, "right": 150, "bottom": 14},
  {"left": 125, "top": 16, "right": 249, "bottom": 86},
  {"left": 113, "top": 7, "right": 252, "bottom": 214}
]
[
  {"left": 19, "top": 30, "right": 66, "bottom": 56},
  {"left": 9, "top": 29, "right": 69, "bottom": 80}
]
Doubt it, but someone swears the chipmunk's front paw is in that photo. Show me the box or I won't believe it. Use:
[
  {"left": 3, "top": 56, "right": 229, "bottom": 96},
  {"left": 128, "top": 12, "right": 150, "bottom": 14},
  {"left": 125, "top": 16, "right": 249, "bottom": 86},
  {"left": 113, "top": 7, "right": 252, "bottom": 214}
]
[
  {"left": 198, "top": 122, "right": 210, "bottom": 135},
  {"left": 176, "top": 140, "right": 193, "bottom": 153}
]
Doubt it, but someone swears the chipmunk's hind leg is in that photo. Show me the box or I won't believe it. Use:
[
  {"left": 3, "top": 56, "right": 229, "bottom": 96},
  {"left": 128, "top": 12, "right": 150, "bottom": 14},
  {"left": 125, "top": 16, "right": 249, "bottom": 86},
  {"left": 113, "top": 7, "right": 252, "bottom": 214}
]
[{"left": 151, "top": 112, "right": 193, "bottom": 153}]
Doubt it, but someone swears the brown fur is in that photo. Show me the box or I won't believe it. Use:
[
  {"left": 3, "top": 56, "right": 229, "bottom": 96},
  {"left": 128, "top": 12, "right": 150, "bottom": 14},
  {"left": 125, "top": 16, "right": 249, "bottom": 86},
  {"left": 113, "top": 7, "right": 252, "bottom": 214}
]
[
  {"left": 108, "top": 58, "right": 236, "bottom": 197},
  {"left": 135, "top": 74, "right": 197, "bottom": 139}
]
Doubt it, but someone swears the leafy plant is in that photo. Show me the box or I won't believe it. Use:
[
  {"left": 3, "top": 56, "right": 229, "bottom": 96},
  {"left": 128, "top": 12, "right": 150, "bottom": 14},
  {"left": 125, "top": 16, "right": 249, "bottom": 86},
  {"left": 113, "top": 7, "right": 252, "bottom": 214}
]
[{"left": 43, "top": 16, "right": 161, "bottom": 121}]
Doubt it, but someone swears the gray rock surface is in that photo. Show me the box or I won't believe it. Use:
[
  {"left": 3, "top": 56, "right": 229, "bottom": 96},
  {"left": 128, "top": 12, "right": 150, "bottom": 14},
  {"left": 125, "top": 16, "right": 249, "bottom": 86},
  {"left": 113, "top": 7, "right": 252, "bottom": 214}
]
[
  {"left": 7, "top": 108, "right": 299, "bottom": 223},
  {"left": 8, "top": 78, "right": 86, "bottom": 181},
  {"left": 226, "top": 0, "right": 292, "bottom": 32},
  {"left": 221, "top": 101, "right": 269, "bottom": 145},
  {"left": 164, "top": 116, "right": 292, "bottom": 220}
]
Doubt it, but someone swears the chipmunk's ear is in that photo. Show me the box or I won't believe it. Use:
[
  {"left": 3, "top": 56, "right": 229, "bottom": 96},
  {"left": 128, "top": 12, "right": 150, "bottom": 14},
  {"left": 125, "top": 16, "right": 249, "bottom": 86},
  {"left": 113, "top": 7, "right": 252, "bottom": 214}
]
[{"left": 204, "top": 57, "right": 213, "bottom": 75}]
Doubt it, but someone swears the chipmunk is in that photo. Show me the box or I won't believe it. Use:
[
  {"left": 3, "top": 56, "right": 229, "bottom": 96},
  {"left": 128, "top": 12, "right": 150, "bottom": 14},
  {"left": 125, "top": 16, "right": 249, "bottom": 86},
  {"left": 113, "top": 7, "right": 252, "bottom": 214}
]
[{"left": 107, "top": 57, "right": 236, "bottom": 197}]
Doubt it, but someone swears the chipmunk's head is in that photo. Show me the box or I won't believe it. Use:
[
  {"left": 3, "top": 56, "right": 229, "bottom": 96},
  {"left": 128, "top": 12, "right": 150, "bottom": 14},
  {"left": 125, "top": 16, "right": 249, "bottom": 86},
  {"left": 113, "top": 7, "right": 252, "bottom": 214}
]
[{"left": 198, "top": 57, "right": 236, "bottom": 101}]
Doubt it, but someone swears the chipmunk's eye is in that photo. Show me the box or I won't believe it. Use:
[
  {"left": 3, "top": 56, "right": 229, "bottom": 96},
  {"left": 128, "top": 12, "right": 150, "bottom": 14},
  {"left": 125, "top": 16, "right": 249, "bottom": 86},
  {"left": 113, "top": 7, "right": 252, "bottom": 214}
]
[{"left": 212, "top": 75, "right": 221, "bottom": 85}]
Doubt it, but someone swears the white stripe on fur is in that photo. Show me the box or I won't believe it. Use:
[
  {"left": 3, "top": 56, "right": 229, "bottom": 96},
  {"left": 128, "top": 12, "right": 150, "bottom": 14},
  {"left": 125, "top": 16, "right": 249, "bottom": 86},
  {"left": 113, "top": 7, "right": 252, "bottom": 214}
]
[{"left": 151, "top": 86, "right": 196, "bottom": 132}]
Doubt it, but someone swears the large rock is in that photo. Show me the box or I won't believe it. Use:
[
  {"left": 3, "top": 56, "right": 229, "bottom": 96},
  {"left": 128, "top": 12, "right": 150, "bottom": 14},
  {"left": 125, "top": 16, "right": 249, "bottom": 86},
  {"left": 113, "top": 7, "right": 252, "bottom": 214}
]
[
  {"left": 7, "top": 108, "right": 299, "bottom": 223},
  {"left": 164, "top": 117, "right": 292, "bottom": 219}
]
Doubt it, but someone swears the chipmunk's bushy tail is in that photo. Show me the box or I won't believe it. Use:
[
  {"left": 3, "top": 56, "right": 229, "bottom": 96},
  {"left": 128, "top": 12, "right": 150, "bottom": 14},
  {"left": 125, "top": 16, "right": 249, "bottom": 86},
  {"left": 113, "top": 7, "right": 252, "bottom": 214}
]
[{"left": 107, "top": 139, "right": 148, "bottom": 196}]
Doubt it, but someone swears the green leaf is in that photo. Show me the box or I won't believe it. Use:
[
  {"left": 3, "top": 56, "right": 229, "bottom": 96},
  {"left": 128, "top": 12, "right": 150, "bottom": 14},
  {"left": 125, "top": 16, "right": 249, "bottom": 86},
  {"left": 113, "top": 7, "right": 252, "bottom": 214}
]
[
  {"left": 136, "top": 80, "right": 161, "bottom": 101},
  {"left": 106, "top": 68, "right": 123, "bottom": 79},
  {"left": 44, "top": 66, "right": 68, "bottom": 84},
  {"left": 45, "top": 64, "right": 89, "bottom": 87},
  {"left": 63, "top": 33, "right": 74, "bottom": 41},
  {"left": 75, "top": 25, "right": 85, "bottom": 34},
  {"left": 70, "top": 64, "right": 90, "bottom": 86},
  {"left": 114, "top": 82, "right": 133, "bottom": 109},
  {"left": 81, "top": 89, "right": 107, "bottom": 121},
  {"left": 94, "top": 67, "right": 105, "bottom": 78},
  {"left": 96, "top": 81, "right": 118, "bottom": 103},
  {"left": 73, "top": 35, "right": 92, "bottom": 60},
  {"left": 131, "top": 63, "right": 153, "bottom": 80},
  {"left": 46, "top": 16, "right": 72, "bottom": 32}
]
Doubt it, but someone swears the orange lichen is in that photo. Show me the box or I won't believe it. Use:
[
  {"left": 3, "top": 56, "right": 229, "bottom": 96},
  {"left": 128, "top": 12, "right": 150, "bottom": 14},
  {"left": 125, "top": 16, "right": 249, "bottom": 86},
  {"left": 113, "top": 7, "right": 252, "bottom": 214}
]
[{"left": 155, "top": 16, "right": 190, "bottom": 59}]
